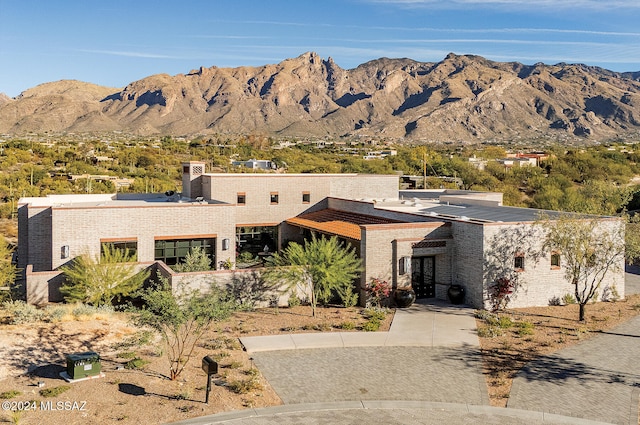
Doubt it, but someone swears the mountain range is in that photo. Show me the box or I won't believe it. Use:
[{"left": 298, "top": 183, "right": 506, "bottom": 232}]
[{"left": 1, "top": 52, "right": 640, "bottom": 142}]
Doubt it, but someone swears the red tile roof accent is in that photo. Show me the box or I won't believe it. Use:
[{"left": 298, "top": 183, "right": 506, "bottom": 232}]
[{"left": 285, "top": 209, "right": 401, "bottom": 241}]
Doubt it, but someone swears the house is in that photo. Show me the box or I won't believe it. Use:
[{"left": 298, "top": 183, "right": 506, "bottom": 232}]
[
  {"left": 231, "top": 159, "right": 276, "bottom": 170},
  {"left": 17, "top": 161, "right": 625, "bottom": 309}
]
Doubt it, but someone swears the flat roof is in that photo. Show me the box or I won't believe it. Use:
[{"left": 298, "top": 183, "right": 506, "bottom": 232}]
[
  {"left": 379, "top": 195, "right": 607, "bottom": 224},
  {"left": 19, "top": 193, "right": 227, "bottom": 208}
]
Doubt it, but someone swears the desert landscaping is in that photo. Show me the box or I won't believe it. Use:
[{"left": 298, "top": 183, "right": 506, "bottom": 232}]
[{"left": 1, "top": 295, "right": 640, "bottom": 424}]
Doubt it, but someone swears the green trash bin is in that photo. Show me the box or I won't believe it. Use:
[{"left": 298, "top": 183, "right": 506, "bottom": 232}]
[{"left": 65, "top": 352, "right": 101, "bottom": 379}]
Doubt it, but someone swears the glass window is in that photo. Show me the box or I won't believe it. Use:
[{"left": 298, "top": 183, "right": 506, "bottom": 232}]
[
  {"left": 514, "top": 255, "right": 525, "bottom": 271},
  {"left": 237, "top": 193, "right": 246, "bottom": 205},
  {"left": 270, "top": 192, "right": 279, "bottom": 204},
  {"left": 551, "top": 252, "right": 561, "bottom": 268},
  {"left": 154, "top": 238, "right": 215, "bottom": 266},
  {"left": 302, "top": 192, "right": 310, "bottom": 203},
  {"left": 101, "top": 240, "right": 137, "bottom": 261},
  {"left": 236, "top": 226, "right": 278, "bottom": 267}
]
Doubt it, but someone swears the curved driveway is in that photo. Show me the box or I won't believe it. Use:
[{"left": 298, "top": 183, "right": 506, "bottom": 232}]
[{"left": 170, "top": 290, "right": 640, "bottom": 425}]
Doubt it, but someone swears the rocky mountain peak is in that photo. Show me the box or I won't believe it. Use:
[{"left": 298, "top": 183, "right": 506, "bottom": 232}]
[{"left": 1, "top": 53, "right": 639, "bottom": 142}]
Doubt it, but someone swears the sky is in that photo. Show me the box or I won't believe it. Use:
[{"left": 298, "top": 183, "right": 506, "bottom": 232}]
[{"left": 1, "top": 0, "right": 640, "bottom": 97}]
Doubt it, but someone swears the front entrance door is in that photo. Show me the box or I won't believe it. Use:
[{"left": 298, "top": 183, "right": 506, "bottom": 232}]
[{"left": 411, "top": 256, "right": 435, "bottom": 298}]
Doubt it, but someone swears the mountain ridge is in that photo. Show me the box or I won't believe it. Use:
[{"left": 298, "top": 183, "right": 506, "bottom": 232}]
[{"left": 1, "top": 52, "right": 639, "bottom": 142}]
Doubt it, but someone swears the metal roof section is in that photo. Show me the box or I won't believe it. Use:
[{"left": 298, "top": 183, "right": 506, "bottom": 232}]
[{"left": 285, "top": 208, "right": 402, "bottom": 241}]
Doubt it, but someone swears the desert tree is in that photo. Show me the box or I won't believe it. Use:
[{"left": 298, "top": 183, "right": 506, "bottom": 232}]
[
  {"left": 133, "top": 278, "right": 238, "bottom": 380},
  {"left": 60, "top": 245, "right": 149, "bottom": 306},
  {"left": 624, "top": 213, "right": 640, "bottom": 265},
  {"left": 266, "top": 234, "right": 362, "bottom": 317},
  {"left": 0, "top": 236, "right": 17, "bottom": 302},
  {"left": 539, "top": 214, "right": 625, "bottom": 322},
  {"left": 483, "top": 224, "right": 544, "bottom": 310}
]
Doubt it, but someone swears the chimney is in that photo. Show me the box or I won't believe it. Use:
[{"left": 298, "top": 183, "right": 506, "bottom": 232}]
[{"left": 181, "top": 161, "right": 206, "bottom": 199}]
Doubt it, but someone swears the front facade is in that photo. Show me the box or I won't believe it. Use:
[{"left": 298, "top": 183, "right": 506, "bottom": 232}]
[{"left": 18, "top": 162, "right": 626, "bottom": 308}]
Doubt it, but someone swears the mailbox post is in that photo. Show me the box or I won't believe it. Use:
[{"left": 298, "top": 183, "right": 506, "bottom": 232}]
[{"left": 202, "top": 356, "right": 218, "bottom": 404}]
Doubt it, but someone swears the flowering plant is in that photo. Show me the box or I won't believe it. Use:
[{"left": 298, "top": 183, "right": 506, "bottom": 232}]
[
  {"left": 489, "top": 276, "right": 514, "bottom": 311},
  {"left": 366, "top": 277, "right": 391, "bottom": 308}
]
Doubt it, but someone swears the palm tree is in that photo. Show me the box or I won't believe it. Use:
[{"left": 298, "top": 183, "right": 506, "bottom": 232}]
[{"left": 266, "top": 235, "right": 362, "bottom": 317}]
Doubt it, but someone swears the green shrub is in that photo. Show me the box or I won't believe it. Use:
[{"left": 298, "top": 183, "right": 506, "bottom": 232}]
[
  {"left": 43, "top": 305, "right": 67, "bottom": 322},
  {"left": 315, "top": 322, "right": 332, "bottom": 332},
  {"left": 39, "top": 385, "right": 71, "bottom": 398},
  {"left": 363, "top": 308, "right": 386, "bottom": 322},
  {"left": 173, "top": 391, "right": 191, "bottom": 400},
  {"left": 0, "top": 390, "right": 21, "bottom": 399},
  {"left": 201, "top": 336, "right": 241, "bottom": 351},
  {"left": 362, "top": 319, "right": 381, "bottom": 332},
  {"left": 497, "top": 316, "right": 513, "bottom": 329},
  {"left": 72, "top": 303, "right": 114, "bottom": 318},
  {"left": 111, "top": 330, "right": 153, "bottom": 351},
  {"left": 477, "top": 325, "right": 503, "bottom": 338},
  {"left": 124, "top": 357, "right": 149, "bottom": 370},
  {"left": 211, "top": 352, "right": 230, "bottom": 362},
  {"left": 3, "top": 300, "right": 45, "bottom": 324},
  {"left": 225, "top": 361, "right": 243, "bottom": 369},
  {"left": 228, "top": 377, "right": 262, "bottom": 394},
  {"left": 244, "top": 368, "right": 259, "bottom": 377},
  {"left": 474, "top": 309, "right": 493, "bottom": 321},
  {"left": 338, "top": 288, "right": 358, "bottom": 308},
  {"left": 237, "top": 251, "right": 256, "bottom": 263},
  {"left": 287, "top": 292, "right": 301, "bottom": 308},
  {"left": 516, "top": 321, "right": 535, "bottom": 336},
  {"left": 116, "top": 351, "right": 137, "bottom": 359},
  {"left": 562, "top": 293, "right": 576, "bottom": 305},
  {"left": 339, "top": 321, "right": 356, "bottom": 330},
  {"left": 548, "top": 296, "right": 562, "bottom": 306}
]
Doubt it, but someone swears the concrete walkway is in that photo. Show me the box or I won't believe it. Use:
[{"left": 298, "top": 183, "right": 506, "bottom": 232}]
[{"left": 240, "top": 299, "right": 478, "bottom": 353}]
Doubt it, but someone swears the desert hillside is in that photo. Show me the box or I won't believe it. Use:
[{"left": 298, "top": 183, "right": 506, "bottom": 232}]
[{"left": 1, "top": 52, "right": 639, "bottom": 142}]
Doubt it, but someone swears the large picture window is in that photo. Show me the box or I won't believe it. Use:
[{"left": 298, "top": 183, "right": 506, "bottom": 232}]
[
  {"left": 154, "top": 238, "right": 215, "bottom": 266},
  {"left": 236, "top": 226, "right": 278, "bottom": 263}
]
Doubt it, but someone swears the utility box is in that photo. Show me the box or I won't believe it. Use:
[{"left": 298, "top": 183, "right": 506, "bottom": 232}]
[{"left": 65, "top": 352, "right": 101, "bottom": 380}]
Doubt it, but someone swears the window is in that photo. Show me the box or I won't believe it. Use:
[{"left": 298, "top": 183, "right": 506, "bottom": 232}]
[
  {"left": 551, "top": 252, "right": 561, "bottom": 269},
  {"left": 302, "top": 192, "right": 310, "bottom": 203},
  {"left": 237, "top": 193, "right": 246, "bottom": 205},
  {"left": 270, "top": 192, "right": 279, "bottom": 204},
  {"left": 514, "top": 254, "right": 525, "bottom": 271},
  {"left": 154, "top": 238, "right": 215, "bottom": 266},
  {"left": 101, "top": 240, "right": 137, "bottom": 261},
  {"left": 236, "top": 226, "right": 278, "bottom": 265}
]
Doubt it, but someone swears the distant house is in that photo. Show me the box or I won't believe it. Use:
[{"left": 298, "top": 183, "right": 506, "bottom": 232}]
[{"left": 231, "top": 159, "right": 276, "bottom": 170}]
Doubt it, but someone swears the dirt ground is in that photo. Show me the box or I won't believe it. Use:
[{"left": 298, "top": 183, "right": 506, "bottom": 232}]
[
  {"left": 476, "top": 293, "right": 640, "bottom": 407},
  {"left": 0, "top": 305, "right": 393, "bottom": 425}
]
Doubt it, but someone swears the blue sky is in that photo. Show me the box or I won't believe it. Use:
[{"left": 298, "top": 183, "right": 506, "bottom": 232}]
[{"left": 1, "top": 0, "right": 639, "bottom": 97}]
